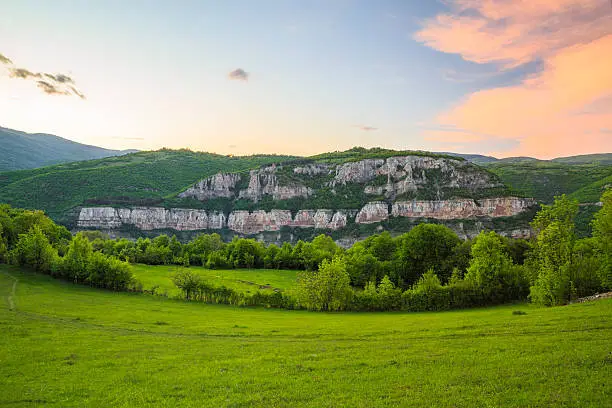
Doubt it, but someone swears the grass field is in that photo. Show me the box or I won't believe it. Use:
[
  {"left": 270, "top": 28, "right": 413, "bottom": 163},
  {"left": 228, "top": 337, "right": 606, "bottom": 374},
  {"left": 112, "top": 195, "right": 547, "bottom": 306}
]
[
  {"left": 1, "top": 265, "right": 610, "bottom": 407},
  {"left": 131, "top": 264, "right": 298, "bottom": 297}
]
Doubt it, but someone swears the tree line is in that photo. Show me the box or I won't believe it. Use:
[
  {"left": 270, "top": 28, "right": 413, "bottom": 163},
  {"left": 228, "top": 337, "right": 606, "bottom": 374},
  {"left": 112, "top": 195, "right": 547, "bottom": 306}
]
[
  {"left": 0, "top": 205, "right": 134, "bottom": 290},
  {"left": 1, "top": 190, "right": 610, "bottom": 311}
]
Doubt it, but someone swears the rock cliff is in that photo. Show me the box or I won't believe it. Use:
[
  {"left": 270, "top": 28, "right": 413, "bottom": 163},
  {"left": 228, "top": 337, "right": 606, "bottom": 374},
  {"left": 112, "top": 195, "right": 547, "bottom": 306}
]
[
  {"left": 391, "top": 197, "right": 536, "bottom": 219},
  {"left": 78, "top": 197, "right": 534, "bottom": 234},
  {"left": 76, "top": 152, "right": 537, "bottom": 239},
  {"left": 77, "top": 207, "right": 225, "bottom": 231},
  {"left": 182, "top": 155, "right": 504, "bottom": 205},
  {"left": 178, "top": 173, "right": 241, "bottom": 200},
  {"left": 78, "top": 207, "right": 350, "bottom": 234}
]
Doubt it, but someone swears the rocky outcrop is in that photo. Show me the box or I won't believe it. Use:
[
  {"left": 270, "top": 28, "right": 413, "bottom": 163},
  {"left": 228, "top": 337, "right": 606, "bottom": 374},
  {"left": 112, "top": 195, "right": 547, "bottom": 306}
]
[
  {"left": 236, "top": 165, "right": 313, "bottom": 202},
  {"left": 77, "top": 207, "right": 225, "bottom": 231},
  {"left": 333, "top": 156, "right": 502, "bottom": 199},
  {"left": 226, "top": 209, "right": 348, "bottom": 234},
  {"left": 228, "top": 210, "right": 293, "bottom": 234},
  {"left": 355, "top": 202, "right": 389, "bottom": 224},
  {"left": 180, "top": 155, "right": 503, "bottom": 204},
  {"left": 178, "top": 173, "right": 240, "bottom": 200},
  {"left": 391, "top": 197, "right": 535, "bottom": 219},
  {"left": 78, "top": 197, "right": 535, "bottom": 234},
  {"left": 78, "top": 207, "right": 349, "bottom": 234},
  {"left": 293, "top": 163, "right": 331, "bottom": 176}
]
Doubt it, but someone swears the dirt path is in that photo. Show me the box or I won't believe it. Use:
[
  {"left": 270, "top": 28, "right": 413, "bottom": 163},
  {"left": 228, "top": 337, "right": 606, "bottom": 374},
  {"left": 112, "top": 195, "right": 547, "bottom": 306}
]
[{"left": 2, "top": 271, "right": 18, "bottom": 311}]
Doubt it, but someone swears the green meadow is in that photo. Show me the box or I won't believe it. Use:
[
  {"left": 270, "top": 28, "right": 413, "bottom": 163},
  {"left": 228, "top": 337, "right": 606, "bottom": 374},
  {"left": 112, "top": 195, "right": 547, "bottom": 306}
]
[
  {"left": 1, "top": 265, "right": 610, "bottom": 407},
  {"left": 131, "top": 264, "right": 298, "bottom": 297}
]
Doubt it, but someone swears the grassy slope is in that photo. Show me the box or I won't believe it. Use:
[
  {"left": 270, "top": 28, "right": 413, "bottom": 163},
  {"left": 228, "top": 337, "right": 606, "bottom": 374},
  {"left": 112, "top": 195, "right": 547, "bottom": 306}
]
[
  {"left": 132, "top": 264, "right": 298, "bottom": 297},
  {"left": 485, "top": 161, "right": 612, "bottom": 203},
  {"left": 1, "top": 265, "right": 610, "bottom": 407},
  {"left": 0, "top": 150, "right": 296, "bottom": 223},
  {"left": 569, "top": 174, "right": 612, "bottom": 203}
]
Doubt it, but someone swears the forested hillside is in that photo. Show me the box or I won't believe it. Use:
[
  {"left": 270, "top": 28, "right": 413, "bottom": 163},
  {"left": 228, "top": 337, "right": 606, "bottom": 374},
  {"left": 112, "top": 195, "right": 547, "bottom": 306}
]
[
  {"left": 0, "top": 149, "right": 296, "bottom": 224},
  {"left": 0, "top": 126, "right": 136, "bottom": 171}
]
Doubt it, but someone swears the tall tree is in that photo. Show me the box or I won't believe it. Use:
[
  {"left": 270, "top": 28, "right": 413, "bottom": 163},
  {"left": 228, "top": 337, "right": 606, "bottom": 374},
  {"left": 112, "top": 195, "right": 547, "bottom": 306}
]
[
  {"left": 529, "top": 195, "right": 578, "bottom": 306},
  {"left": 396, "top": 224, "right": 461, "bottom": 286},
  {"left": 592, "top": 190, "right": 612, "bottom": 290}
]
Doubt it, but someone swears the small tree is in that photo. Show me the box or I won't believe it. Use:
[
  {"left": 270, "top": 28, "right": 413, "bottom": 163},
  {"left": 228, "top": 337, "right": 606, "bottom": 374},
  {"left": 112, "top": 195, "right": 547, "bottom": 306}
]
[
  {"left": 465, "top": 231, "right": 526, "bottom": 303},
  {"left": 11, "top": 225, "right": 57, "bottom": 273},
  {"left": 172, "top": 269, "right": 201, "bottom": 300},
  {"left": 63, "top": 233, "right": 93, "bottom": 283},
  {"left": 296, "top": 257, "right": 352, "bottom": 311}
]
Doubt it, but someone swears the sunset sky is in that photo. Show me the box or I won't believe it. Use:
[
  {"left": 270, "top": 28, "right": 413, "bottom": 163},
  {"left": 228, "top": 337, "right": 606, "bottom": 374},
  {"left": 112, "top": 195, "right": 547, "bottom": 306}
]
[{"left": 1, "top": 0, "right": 611, "bottom": 158}]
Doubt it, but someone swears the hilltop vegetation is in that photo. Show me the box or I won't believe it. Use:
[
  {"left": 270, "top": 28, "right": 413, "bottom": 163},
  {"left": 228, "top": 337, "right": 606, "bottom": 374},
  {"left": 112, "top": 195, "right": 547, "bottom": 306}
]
[
  {"left": 0, "top": 145, "right": 610, "bottom": 239},
  {"left": 0, "top": 149, "right": 296, "bottom": 224},
  {"left": 485, "top": 161, "right": 612, "bottom": 203},
  {"left": 0, "top": 126, "right": 136, "bottom": 171}
]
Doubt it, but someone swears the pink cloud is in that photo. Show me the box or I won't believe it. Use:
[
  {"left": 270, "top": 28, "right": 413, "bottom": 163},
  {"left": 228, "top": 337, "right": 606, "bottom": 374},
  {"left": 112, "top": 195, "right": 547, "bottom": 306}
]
[{"left": 415, "top": 0, "right": 612, "bottom": 158}]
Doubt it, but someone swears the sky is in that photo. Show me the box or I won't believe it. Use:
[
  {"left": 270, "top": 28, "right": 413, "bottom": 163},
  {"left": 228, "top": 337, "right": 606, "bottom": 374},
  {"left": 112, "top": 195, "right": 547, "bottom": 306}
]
[{"left": 0, "top": 0, "right": 611, "bottom": 159}]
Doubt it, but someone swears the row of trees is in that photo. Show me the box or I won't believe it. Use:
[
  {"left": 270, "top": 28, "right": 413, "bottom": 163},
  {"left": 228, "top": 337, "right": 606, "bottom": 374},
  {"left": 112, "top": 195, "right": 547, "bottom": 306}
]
[
  {"left": 291, "top": 192, "right": 611, "bottom": 310},
  {"left": 0, "top": 205, "right": 134, "bottom": 290},
  {"left": 2, "top": 189, "right": 609, "bottom": 310}
]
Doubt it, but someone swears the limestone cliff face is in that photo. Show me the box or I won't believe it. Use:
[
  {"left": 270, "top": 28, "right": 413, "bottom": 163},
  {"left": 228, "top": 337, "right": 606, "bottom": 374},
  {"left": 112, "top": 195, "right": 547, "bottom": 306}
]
[
  {"left": 77, "top": 207, "right": 225, "bottom": 231},
  {"left": 222, "top": 209, "right": 349, "bottom": 234},
  {"left": 78, "top": 207, "right": 349, "bottom": 234},
  {"left": 238, "top": 165, "right": 313, "bottom": 202},
  {"left": 343, "top": 156, "right": 502, "bottom": 199},
  {"left": 355, "top": 202, "right": 389, "bottom": 224},
  {"left": 181, "top": 155, "right": 502, "bottom": 204},
  {"left": 391, "top": 197, "right": 536, "bottom": 219},
  {"left": 78, "top": 154, "right": 536, "bottom": 237},
  {"left": 293, "top": 163, "right": 331, "bottom": 176},
  {"left": 178, "top": 173, "right": 240, "bottom": 200},
  {"left": 78, "top": 197, "right": 535, "bottom": 234}
]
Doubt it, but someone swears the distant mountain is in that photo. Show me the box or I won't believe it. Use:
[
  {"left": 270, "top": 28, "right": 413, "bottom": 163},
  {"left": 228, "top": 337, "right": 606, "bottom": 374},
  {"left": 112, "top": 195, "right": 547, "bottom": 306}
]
[
  {"left": 443, "top": 152, "right": 612, "bottom": 167},
  {"left": 551, "top": 153, "right": 612, "bottom": 165},
  {"left": 0, "top": 126, "right": 138, "bottom": 171},
  {"left": 437, "top": 152, "right": 498, "bottom": 165}
]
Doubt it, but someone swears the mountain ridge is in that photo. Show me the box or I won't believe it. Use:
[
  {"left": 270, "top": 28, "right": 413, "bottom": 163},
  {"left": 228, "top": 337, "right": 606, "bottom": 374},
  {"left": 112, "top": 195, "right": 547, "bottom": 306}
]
[{"left": 0, "top": 126, "right": 138, "bottom": 171}]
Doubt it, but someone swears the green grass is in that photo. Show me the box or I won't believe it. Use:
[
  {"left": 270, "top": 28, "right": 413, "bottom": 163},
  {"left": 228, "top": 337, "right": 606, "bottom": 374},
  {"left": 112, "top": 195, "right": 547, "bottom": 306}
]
[
  {"left": 131, "top": 264, "right": 298, "bottom": 297},
  {"left": 1, "top": 265, "right": 610, "bottom": 407}
]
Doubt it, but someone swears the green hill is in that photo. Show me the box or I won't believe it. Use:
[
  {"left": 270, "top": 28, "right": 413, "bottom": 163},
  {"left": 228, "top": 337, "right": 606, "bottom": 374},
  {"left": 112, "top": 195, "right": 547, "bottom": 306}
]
[
  {"left": 485, "top": 161, "right": 612, "bottom": 203},
  {"left": 0, "top": 149, "right": 296, "bottom": 224},
  {"left": 552, "top": 153, "right": 612, "bottom": 165},
  {"left": 0, "top": 126, "right": 137, "bottom": 171}
]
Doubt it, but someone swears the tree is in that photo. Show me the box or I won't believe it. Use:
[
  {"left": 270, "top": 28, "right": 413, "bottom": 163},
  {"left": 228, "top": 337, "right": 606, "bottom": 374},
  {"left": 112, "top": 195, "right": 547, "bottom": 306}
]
[
  {"left": 296, "top": 257, "right": 352, "bottom": 311},
  {"left": 529, "top": 195, "right": 578, "bottom": 306},
  {"left": 172, "top": 269, "right": 201, "bottom": 300},
  {"left": 592, "top": 190, "right": 612, "bottom": 290},
  {"left": 11, "top": 225, "right": 57, "bottom": 273},
  {"left": 344, "top": 243, "right": 382, "bottom": 287},
  {"left": 396, "top": 224, "right": 461, "bottom": 287},
  {"left": 368, "top": 231, "right": 396, "bottom": 262},
  {"left": 63, "top": 233, "right": 94, "bottom": 282},
  {"left": 186, "top": 233, "right": 225, "bottom": 266},
  {"left": 0, "top": 223, "right": 8, "bottom": 263},
  {"left": 376, "top": 275, "right": 402, "bottom": 310},
  {"left": 264, "top": 244, "right": 280, "bottom": 269},
  {"left": 465, "top": 231, "right": 526, "bottom": 302},
  {"left": 570, "top": 238, "right": 604, "bottom": 298}
]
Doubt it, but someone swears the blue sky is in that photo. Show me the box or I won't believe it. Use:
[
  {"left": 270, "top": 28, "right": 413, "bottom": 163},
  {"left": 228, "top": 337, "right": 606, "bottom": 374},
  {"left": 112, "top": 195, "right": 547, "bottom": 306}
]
[{"left": 1, "top": 0, "right": 610, "bottom": 158}]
